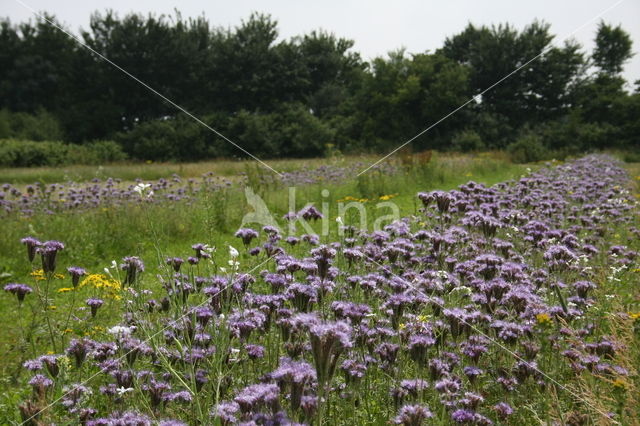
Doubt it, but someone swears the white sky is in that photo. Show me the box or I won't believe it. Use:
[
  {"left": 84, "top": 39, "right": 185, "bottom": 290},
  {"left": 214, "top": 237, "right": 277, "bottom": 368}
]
[{"left": 3, "top": 0, "right": 640, "bottom": 85}]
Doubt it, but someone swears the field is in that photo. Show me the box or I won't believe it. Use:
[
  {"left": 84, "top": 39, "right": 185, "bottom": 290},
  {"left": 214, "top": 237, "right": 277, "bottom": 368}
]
[{"left": 1, "top": 152, "right": 639, "bottom": 425}]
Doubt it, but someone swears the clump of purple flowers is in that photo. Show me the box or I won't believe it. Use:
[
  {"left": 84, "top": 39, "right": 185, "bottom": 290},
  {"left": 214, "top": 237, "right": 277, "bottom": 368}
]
[{"left": 4, "top": 283, "right": 33, "bottom": 304}]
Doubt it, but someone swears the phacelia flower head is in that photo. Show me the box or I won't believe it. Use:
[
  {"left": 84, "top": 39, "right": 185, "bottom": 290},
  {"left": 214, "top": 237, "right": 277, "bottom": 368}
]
[
  {"left": 67, "top": 266, "right": 87, "bottom": 288},
  {"left": 4, "top": 283, "right": 33, "bottom": 304},
  {"left": 38, "top": 240, "right": 65, "bottom": 273},
  {"left": 394, "top": 404, "right": 434, "bottom": 425},
  {"left": 235, "top": 228, "right": 259, "bottom": 247},
  {"left": 86, "top": 298, "right": 104, "bottom": 317},
  {"left": 21, "top": 236, "right": 41, "bottom": 262},
  {"left": 120, "top": 256, "right": 145, "bottom": 286}
]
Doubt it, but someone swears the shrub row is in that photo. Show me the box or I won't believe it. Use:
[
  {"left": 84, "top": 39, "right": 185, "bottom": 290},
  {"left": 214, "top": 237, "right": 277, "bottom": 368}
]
[{"left": 0, "top": 139, "right": 127, "bottom": 167}]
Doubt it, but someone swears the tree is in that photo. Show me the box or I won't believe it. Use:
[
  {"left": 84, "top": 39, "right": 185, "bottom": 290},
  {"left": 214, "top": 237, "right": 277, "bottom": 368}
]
[
  {"left": 440, "top": 21, "right": 584, "bottom": 134},
  {"left": 592, "top": 21, "right": 633, "bottom": 75}
]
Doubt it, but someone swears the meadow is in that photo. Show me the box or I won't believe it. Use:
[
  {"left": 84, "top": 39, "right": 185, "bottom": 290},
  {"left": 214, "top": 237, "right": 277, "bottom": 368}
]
[{"left": 0, "top": 152, "right": 638, "bottom": 425}]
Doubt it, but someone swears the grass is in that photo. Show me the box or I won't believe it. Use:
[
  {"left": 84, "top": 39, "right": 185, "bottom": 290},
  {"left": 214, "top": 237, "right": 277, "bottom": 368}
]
[
  {"left": 0, "top": 152, "right": 637, "bottom": 424},
  {"left": 0, "top": 154, "right": 387, "bottom": 184}
]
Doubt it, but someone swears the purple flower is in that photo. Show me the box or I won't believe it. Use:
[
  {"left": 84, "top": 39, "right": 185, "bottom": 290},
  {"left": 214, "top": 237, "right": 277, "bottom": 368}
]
[
  {"left": 451, "top": 409, "right": 476, "bottom": 424},
  {"left": 245, "top": 344, "right": 265, "bottom": 360},
  {"left": 120, "top": 256, "right": 144, "bottom": 286},
  {"left": 163, "top": 390, "right": 193, "bottom": 404},
  {"left": 191, "top": 243, "right": 211, "bottom": 259},
  {"left": 270, "top": 357, "right": 316, "bottom": 410},
  {"left": 494, "top": 402, "right": 513, "bottom": 419},
  {"left": 23, "top": 359, "right": 43, "bottom": 372},
  {"left": 21, "top": 236, "right": 41, "bottom": 262},
  {"left": 29, "top": 374, "right": 53, "bottom": 399},
  {"left": 86, "top": 411, "right": 151, "bottom": 426},
  {"left": 37, "top": 240, "right": 64, "bottom": 273},
  {"left": 213, "top": 401, "right": 240, "bottom": 424},
  {"left": 67, "top": 267, "right": 86, "bottom": 288},
  {"left": 233, "top": 383, "right": 280, "bottom": 414},
  {"left": 66, "top": 338, "right": 93, "bottom": 368},
  {"left": 4, "top": 283, "right": 33, "bottom": 304},
  {"left": 165, "top": 257, "right": 184, "bottom": 272},
  {"left": 39, "top": 355, "right": 60, "bottom": 377},
  {"left": 394, "top": 404, "right": 434, "bottom": 425},
  {"left": 303, "top": 315, "right": 353, "bottom": 387},
  {"left": 299, "top": 205, "right": 323, "bottom": 221},
  {"left": 235, "top": 228, "right": 259, "bottom": 247},
  {"left": 86, "top": 298, "right": 104, "bottom": 317}
]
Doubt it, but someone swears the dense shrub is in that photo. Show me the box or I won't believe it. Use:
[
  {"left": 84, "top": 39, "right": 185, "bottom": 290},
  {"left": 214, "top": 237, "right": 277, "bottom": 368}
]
[
  {"left": 507, "top": 133, "right": 550, "bottom": 163},
  {"left": 451, "top": 129, "right": 485, "bottom": 151},
  {"left": 0, "top": 109, "right": 65, "bottom": 141},
  {"left": 0, "top": 139, "right": 127, "bottom": 167},
  {"left": 116, "top": 114, "right": 231, "bottom": 161}
]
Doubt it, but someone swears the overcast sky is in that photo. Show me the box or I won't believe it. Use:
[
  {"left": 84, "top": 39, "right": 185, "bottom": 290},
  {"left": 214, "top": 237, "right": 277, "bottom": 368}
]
[{"left": 4, "top": 0, "right": 640, "bottom": 85}]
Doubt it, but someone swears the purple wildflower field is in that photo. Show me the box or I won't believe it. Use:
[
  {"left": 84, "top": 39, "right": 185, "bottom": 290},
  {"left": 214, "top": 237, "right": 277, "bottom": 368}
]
[
  {"left": 0, "top": 162, "right": 398, "bottom": 216},
  {"left": 4, "top": 155, "right": 640, "bottom": 425}
]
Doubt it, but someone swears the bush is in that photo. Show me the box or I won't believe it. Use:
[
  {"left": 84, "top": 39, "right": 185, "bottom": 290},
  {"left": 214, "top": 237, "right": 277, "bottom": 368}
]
[
  {"left": 0, "top": 139, "right": 127, "bottom": 167},
  {"left": 116, "top": 114, "right": 230, "bottom": 161},
  {"left": 451, "top": 130, "right": 485, "bottom": 151},
  {"left": 0, "top": 109, "right": 65, "bottom": 141},
  {"left": 507, "top": 133, "right": 550, "bottom": 163},
  {"left": 68, "top": 141, "right": 128, "bottom": 164}
]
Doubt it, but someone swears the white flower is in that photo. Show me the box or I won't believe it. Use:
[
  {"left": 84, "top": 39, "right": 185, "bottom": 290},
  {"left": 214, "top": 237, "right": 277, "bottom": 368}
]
[
  {"left": 436, "top": 270, "right": 448, "bottom": 279},
  {"left": 229, "top": 245, "right": 239, "bottom": 258},
  {"left": 133, "top": 183, "right": 151, "bottom": 195},
  {"left": 117, "top": 386, "right": 134, "bottom": 396},
  {"left": 336, "top": 216, "right": 343, "bottom": 225},
  {"left": 108, "top": 325, "right": 135, "bottom": 337}
]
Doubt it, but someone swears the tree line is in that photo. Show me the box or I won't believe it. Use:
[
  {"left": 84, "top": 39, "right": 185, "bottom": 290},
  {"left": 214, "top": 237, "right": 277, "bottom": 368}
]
[{"left": 0, "top": 11, "right": 637, "bottom": 163}]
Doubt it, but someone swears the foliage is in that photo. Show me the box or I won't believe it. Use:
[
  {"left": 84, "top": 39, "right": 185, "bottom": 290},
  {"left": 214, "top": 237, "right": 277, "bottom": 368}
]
[
  {"left": 507, "top": 131, "right": 550, "bottom": 163},
  {"left": 0, "top": 139, "right": 127, "bottom": 167},
  {"left": 592, "top": 21, "right": 634, "bottom": 75},
  {"left": 451, "top": 130, "right": 485, "bottom": 152},
  {"left": 0, "top": 12, "right": 637, "bottom": 164}
]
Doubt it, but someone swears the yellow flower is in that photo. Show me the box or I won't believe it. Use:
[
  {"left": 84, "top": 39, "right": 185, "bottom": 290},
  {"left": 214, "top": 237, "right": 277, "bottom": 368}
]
[
  {"left": 30, "top": 269, "right": 46, "bottom": 281},
  {"left": 378, "top": 193, "right": 398, "bottom": 201},
  {"left": 57, "top": 287, "right": 74, "bottom": 293},
  {"left": 536, "top": 313, "right": 552, "bottom": 325},
  {"left": 612, "top": 377, "right": 628, "bottom": 390},
  {"left": 30, "top": 269, "right": 65, "bottom": 280},
  {"left": 48, "top": 305, "right": 57, "bottom": 310},
  {"left": 399, "top": 323, "right": 406, "bottom": 330},
  {"left": 63, "top": 328, "right": 73, "bottom": 334},
  {"left": 80, "top": 274, "right": 122, "bottom": 300},
  {"left": 628, "top": 312, "right": 640, "bottom": 320}
]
